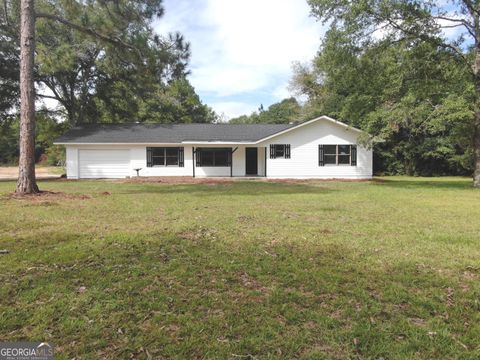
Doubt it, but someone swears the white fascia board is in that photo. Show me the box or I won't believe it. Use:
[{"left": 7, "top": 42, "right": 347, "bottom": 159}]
[
  {"left": 55, "top": 141, "right": 254, "bottom": 146},
  {"left": 181, "top": 141, "right": 255, "bottom": 145},
  {"left": 53, "top": 142, "right": 185, "bottom": 146}
]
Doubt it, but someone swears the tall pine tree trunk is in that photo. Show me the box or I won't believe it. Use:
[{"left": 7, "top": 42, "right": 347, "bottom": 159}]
[
  {"left": 474, "top": 115, "right": 480, "bottom": 187},
  {"left": 16, "top": 0, "right": 39, "bottom": 194},
  {"left": 474, "top": 10, "right": 480, "bottom": 188}
]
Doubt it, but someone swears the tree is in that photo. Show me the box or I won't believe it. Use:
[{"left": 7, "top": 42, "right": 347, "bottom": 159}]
[
  {"left": 230, "top": 98, "right": 302, "bottom": 124},
  {"left": 0, "top": 9, "right": 19, "bottom": 120},
  {"left": 9, "top": 0, "right": 195, "bottom": 194},
  {"left": 96, "top": 77, "right": 217, "bottom": 124},
  {"left": 0, "top": 113, "right": 67, "bottom": 165},
  {"left": 305, "top": 0, "right": 480, "bottom": 184},
  {"left": 291, "top": 27, "right": 473, "bottom": 176},
  {"left": 17, "top": 0, "right": 38, "bottom": 194},
  {"left": 33, "top": 8, "right": 191, "bottom": 125}
]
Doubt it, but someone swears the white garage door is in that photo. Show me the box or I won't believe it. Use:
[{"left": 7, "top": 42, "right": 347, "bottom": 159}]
[{"left": 79, "top": 149, "right": 130, "bottom": 179}]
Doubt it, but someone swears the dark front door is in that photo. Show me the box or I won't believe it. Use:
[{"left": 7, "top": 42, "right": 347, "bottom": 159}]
[{"left": 245, "top": 147, "right": 258, "bottom": 175}]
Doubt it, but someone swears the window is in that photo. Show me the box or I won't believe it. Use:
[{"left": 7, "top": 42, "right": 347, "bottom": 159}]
[
  {"left": 151, "top": 148, "right": 165, "bottom": 166},
  {"left": 319, "top": 145, "right": 357, "bottom": 166},
  {"left": 338, "top": 145, "right": 351, "bottom": 165},
  {"left": 165, "top": 148, "right": 179, "bottom": 166},
  {"left": 197, "top": 148, "right": 231, "bottom": 167},
  {"left": 324, "top": 145, "right": 337, "bottom": 165},
  {"left": 269, "top": 144, "right": 291, "bottom": 159},
  {"left": 147, "top": 147, "right": 184, "bottom": 167},
  {"left": 275, "top": 145, "right": 285, "bottom": 158}
]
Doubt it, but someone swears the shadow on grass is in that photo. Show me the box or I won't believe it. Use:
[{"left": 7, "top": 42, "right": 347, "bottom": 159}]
[
  {"left": 373, "top": 177, "right": 474, "bottom": 190},
  {"left": 116, "top": 181, "right": 337, "bottom": 197}
]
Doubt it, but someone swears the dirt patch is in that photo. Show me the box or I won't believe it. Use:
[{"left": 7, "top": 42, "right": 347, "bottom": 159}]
[
  {"left": 125, "top": 176, "right": 237, "bottom": 185},
  {"left": 4, "top": 191, "right": 91, "bottom": 203},
  {"left": 267, "top": 178, "right": 372, "bottom": 185},
  {"left": 124, "top": 176, "right": 372, "bottom": 185},
  {"left": 239, "top": 272, "right": 270, "bottom": 294},
  {"left": 178, "top": 226, "right": 218, "bottom": 242}
]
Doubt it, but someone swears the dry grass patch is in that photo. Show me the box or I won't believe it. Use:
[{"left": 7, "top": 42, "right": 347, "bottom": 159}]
[{"left": 4, "top": 190, "right": 91, "bottom": 203}]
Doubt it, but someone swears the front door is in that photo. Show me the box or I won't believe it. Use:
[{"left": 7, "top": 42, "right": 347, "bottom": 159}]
[{"left": 245, "top": 148, "right": 258, "bottom": 175}]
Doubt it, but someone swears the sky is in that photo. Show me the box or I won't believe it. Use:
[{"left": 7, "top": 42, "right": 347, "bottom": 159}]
[
  {"left": 153, "top": 0, "right": 327, "bottom": 120},
  {"left": 37, "top": 1, "right": 467, "bottom": 120}
]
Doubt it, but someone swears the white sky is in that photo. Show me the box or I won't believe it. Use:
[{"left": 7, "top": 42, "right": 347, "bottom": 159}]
[{"left": 154, "top": 0, "right": 327, "bottom": 119}]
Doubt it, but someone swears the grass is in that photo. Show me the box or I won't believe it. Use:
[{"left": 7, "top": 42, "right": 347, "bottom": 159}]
[{"left": 0, "top": 177, "right": 479, "bottom": 359}]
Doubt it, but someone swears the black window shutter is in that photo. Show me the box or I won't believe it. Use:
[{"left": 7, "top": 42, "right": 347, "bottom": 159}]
[
  {"left": 178, "top": 147, "right": 184, "bottom": 167},
  {"left": 196, "top": 149, "right": 201, "bottom": 167},
  {"left": 319, "top": 145, "right": 325, "bottom": 166},
  {"left": 351, "top": 145, "right": 357, "bottom": 166},
  {"left": 285, "top": 144, "right": 291, "bottom": 159},
  {"left": 147, "top": 147, "right": 153, "bottom": 167},
  {"left": 270, "top": 144, "right": 275, "bottom": 159}
]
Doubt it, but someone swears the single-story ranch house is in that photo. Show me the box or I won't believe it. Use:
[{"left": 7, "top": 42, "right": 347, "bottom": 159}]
[{"left": 54, "top": 116, "right": 373, "bottom": 179}]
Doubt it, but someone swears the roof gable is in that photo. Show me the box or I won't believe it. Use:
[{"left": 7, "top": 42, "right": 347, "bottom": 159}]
[{"left": 252, "top": 116, "right": 364, "bottom": 144}]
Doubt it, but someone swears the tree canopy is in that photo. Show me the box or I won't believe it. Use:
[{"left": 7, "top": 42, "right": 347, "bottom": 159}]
[
  {"left": 302, "top": 0, "right": 479, "bottom": 182},
  {"left": 0, "top": 0, "right": 216, "bottom": 126},
  {"left": 229, "top": 98, "right": 302, "bottom": 124},
  {"left": 290, "top": 27, "right": 473, "bottom": 175}
]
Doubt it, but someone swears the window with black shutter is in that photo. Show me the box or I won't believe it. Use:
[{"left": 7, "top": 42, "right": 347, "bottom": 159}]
[
  {"left": 178, "top": 147, "right": 184, "bottom": 167},
  {"left": 196, "top": 149, "right": 202, "bottom": 167},
  {"left": 318, "top": 145, "right": 357, "bottom": 166},
  {"left": 351, "top": 145, "right": 357, "bottom": 166},
  {"left": 146, "top": 147, "right": 184, "bottom": 167},
  {"left": 147, "top": 147, "right": 153, "bottom": 167},
  {"left": 269, "top": 144, "right": 291, "bottom": 159},
  {"left": 318, "top": 145, "right": 325, "bottom": 166}
]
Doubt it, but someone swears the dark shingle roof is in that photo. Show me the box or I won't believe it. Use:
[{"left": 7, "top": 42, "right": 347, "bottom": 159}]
[{"left": 54, "top": 123, "right": 296, "bottom": 144}]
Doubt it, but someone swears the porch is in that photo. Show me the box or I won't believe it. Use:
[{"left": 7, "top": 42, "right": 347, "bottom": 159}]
[{"left": 192, "top": 146, "right": 267, "bottom": 178}]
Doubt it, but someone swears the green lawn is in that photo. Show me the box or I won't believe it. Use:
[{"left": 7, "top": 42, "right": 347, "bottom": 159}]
[{"left": 1, "top": 177, "right": 479, "bottom": 359}]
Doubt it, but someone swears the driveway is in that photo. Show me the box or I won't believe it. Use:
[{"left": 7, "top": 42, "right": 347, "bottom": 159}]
[{"left": 0, "top": 167, "right": 63, "bottom": 181}]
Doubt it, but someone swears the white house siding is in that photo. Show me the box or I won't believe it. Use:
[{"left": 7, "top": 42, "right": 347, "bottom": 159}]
[
  {"left": 63, "top": 118, "right": 371, "bottom": 179},
  {"left": 258, "top": 118, "right": 372, "bottom": 179},
  {"left": 66, "top": 146, "right": 79, "bottom": 179},
  {"left": 65, "top": 144, "right": 266, "bottom": 179},
  {"left": 131, "top": 145, "right": 193, "bottom": 177},
  {"left": 66, "top": 145, "right": 191, "bottom": 179}
]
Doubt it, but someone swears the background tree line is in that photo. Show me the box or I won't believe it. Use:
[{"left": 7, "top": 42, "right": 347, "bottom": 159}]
[{"left": 0, "top": 0, "right": 217, "bottom": 165}]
